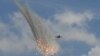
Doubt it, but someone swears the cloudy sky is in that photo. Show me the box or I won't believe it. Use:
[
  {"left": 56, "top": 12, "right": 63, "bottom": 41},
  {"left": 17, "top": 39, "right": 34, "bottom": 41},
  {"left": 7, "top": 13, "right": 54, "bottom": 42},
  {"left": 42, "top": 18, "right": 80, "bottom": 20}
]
[{"left": 0, "top": 0, "right": 100, "bottom": 56}]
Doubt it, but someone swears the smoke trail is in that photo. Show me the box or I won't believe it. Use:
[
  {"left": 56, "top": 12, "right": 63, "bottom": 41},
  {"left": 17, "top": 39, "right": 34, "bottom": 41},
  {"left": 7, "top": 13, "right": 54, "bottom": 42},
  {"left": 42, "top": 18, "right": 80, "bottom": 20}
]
[{"left": 13, "top": 0, "right": 60, "bottom": 56}]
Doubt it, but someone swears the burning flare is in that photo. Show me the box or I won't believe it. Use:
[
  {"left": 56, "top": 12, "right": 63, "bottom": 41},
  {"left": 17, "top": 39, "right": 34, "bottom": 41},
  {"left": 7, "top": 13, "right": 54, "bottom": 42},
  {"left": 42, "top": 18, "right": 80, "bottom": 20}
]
[
  {"left": 36, "top": 38, "right": 58, "bottom": 56},
  {"left": 13, "top": 0, "right": 60, "bottom": 56}
]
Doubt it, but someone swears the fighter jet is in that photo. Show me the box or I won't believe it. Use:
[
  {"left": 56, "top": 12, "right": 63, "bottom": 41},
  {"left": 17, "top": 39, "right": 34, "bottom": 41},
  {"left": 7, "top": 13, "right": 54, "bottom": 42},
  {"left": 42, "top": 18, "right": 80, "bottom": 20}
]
[{"left": 56, "top": 35, "right": 61, "bottom": 38}]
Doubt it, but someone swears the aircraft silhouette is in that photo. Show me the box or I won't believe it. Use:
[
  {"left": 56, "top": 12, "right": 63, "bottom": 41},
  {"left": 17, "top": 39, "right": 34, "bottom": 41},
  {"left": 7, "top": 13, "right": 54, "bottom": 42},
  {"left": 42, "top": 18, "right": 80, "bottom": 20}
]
[{"left": 56, "top": 35, "right": 61, "bottom": 38}]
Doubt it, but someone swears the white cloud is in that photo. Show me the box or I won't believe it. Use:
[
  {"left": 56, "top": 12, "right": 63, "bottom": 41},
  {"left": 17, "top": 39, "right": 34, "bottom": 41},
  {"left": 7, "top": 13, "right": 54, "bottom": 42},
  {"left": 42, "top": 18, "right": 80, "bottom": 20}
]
[
  {"left": 48, "top": 9, "right": 100, "bottom": 56},
  {"left": 54, "top": 10, "right": 93, "bottom": 26},
  {"left": 0, "top": 12, "right": 36, "bottom": 53},
  {"left": 47, "top": 10, "right": 98, "bottom": 46},
  {"left": 61, "top": 28, "right": 98, "bottom": 45},
  {"left": 82, "top": 45, "right": 100, "bottom": 56},
  {"left": 0, "top": 8, "right": 98, "bottom": 56}
]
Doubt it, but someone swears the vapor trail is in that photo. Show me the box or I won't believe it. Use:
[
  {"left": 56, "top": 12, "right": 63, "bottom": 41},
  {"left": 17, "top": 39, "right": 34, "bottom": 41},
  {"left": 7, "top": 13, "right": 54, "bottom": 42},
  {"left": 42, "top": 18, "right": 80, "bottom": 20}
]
[{"left": 13, "top": 0, "right": 59, "bottom": 56}]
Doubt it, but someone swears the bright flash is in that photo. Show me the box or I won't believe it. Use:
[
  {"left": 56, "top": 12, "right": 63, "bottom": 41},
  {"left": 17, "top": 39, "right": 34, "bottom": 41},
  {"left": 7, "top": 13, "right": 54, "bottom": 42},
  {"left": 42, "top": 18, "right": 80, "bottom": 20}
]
[{"left": 36, "top": 38, "right": 58, "bottom": 56}]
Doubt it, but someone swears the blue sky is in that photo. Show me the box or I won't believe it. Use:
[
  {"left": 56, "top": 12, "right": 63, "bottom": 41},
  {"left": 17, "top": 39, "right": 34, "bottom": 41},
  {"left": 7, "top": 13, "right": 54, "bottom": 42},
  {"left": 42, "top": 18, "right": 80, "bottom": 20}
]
[{"left": 0, "top": 0, "right": 100, "bottom": 56}]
